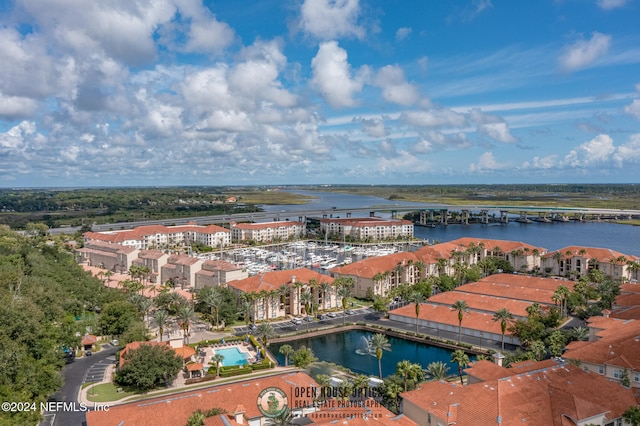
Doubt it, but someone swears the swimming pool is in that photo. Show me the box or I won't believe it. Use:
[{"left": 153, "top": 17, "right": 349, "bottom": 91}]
[{"left": 215, "top": 347, "right": 250, "bottom": 367}]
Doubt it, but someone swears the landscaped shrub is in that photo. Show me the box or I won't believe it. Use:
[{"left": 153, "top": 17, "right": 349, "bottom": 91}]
[
  {"left": 250, "top": 360, "right": 274, "bottom": 371},
  {"left": 219, "top": 366, "right": 253, "bottom": 377}
]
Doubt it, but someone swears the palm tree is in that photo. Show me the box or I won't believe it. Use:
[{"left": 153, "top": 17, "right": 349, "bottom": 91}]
[
  {"left": 569, "top": 326, "right": 589, "bottom": 342},
  {"left": 370, "top": 333, "right": 391, "bottom": 379},
  {"left": 436, "top": 258, "right": 448, "bottom": 277},
  {"left": 426, "top": 361, "right": 449, "bottom": 381},
  {"left": 451, "top": 350, "right": 470, "bottom": 385},
  {"left": 211, "top": 353, "right": 224, "bottom": 377},
  {"left": 451, "top": 300, "right": 470, "bottom": 344},
  {"left": 338, "top": 285, "right": 352, "bottom": 325},
  {"left": 492, "top": 308, "right": 514, "bottom": 352},
  {"left": 256, "top": 322, "right": 275, "bottom": 346},
  {"left": 176, "top": 305, "right": 197, "bottom": 344},
  {"left": 408, "top": 362, "right": 424, "bottom": 389},
  {"left": 352, "top": 374, "right": 369, "bottom": 401},
  {"left": 528, "top": 340, "right": 546, "bottom": 361},
  {"left": 553, "top": 285, "right": 570, "bottom": 317},
  {"left": 408, "top": 291, "right": 424, "bottom": 334},
  {"left": 320, "top": 281, "right": 332, "bottom": 310},
  {"left": 300, "top": 290, "right": 314, "bottom": 331},
  {"left": 152, "top": 309, "right": 170, "bottom": 342},
  {"left": 279, "top": 344, "right": 294, "bottom": 367},
  {"left": 396, "top": 360, "right": 413, "bottom": 392},
  {"left": 384, "top": 381, "right": 403, "bottom": 413},
  {"left": 199, "top": 287, "right": 223, "bottom": 329},
  {"left": 239, "top": 297, "right": 253, "bottom": 328}
]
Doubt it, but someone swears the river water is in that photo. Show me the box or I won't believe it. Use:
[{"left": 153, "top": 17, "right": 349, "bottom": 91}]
[{"left": 261, "top": 190, "right": 640, "bottom": 257}]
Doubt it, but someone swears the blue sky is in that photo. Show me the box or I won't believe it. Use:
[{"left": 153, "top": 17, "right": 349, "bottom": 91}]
[{"left": 1, "top": 0, "right": 639, "bottom": 187}]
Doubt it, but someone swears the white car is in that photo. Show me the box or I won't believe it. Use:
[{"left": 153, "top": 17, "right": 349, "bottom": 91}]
[
  {"left": 291, "top": 318, "right": 302, "bottom": 325},
  {"left": 326, "top": 312, "right": 337, "bottom": 318}
]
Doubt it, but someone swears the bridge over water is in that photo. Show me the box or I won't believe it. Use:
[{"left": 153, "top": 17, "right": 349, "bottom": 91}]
[{"left": 81, "top": 204, "right": 640, "bottom": 233}]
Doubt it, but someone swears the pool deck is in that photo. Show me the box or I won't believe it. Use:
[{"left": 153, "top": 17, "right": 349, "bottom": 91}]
[{"left": 200, "top": 342, "right": 258, "bottom": 367}]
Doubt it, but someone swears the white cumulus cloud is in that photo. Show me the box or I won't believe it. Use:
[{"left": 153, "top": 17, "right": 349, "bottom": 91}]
[
  {"left": 299, "top": 0, "right": 365, "bottom": 40},
  {"left": 311, "top": 41, "right": 368, "bottom": 108},
  {"left": 563, "top": 134, "right": 615, "bottom": 167},
  {"left": 469, "top": 151, "right": 502, "bottom": 172},
  {"left": 395, "top": 27, "right": 412, "bottom": 41},
  {"left": 373, "top": 65, "right": 419, "bottom": 106},
  {"left": 560, "top": 32, "right": 611, "bottom": 72}
]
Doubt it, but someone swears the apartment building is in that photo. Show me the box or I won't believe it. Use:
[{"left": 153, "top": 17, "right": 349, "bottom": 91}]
[
  {"left": 401, "top": 361, "right": 637, "bottom": 426},
  {"left": 76, "top": 240, "right": 139, "bottom": 273},
  {"left": 541, "top": 246, "right": 638, "bottom": 279},
  {"left": 320, "top": 217, "right": 414, "bottom": 240},
  {"left": 194, "top": 259, "right": 248, "bottom": 289},
  {"left": 227, "top": 268, "right": 336, "bottom": 321},
  {"left": 563, "top": 316, "right": 640, "bottom": 389},
  {"left": 231, "top": 221, "right": 305, "bottom": 243},
  {"left": 131, "top": 249, "right": 169, "bottom": 283},
  {"left": 84, "top": 223, "right": 231, "bottom": 250}
]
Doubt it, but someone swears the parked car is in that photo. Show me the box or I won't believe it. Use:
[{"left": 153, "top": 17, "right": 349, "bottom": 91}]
[
  {"left": 111, "top": 339, "right": 119, "bottom": 346},
  {"left": 85, "top": 350, "right": 92, "bottom": 357},
  {"left": 248, "top": 323, "right": 257, "bottom": 331},
  {"left": 317, "top": 314, "right": 326, "bottom": 320},
  {"left": 291, "top": 318, "right": 302, "bottom": 325},
  {"left": 326, "top": 312, "right": 337, "bottom": 318},
  {"left": 345, "top": 309, "right": 355, "bottom": 315},
  {"left": 304, "top": 316, "right": 314, "bottom": 322}
]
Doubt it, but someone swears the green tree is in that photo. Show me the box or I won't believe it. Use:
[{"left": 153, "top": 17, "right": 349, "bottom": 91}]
[
  {"left": 492, "top": 308, "right": 514, "bottom": 352},
  {"left": 409, "top": 291, "right": 424, "bottom": 334},
  {"left": 426, "top": 361, "right": 449, "bottom": 381},
  {"left": 115, "top": 344, "right": 183, "bottom": 391},
  {"left": 211, "top": 353, "right": 224, "bottom": 377},
  {"left": 198, "top": 287, "right": 223, "bottom": 329},
  {"left": 99, "top": 300, "right": 139, "bottom": 336},
  {"left": 623, "top": 406, "right": 640, "bottom": 426},
  {"left": 291, "top": 346, "right": 317, "bottom": 368},
  {"left": 352, "top": 374, "right": 370, "bottom": 400},
  {"left": 370, "top": 333, "right": 392, "bottom": 379},
  {"left": 396, "top": 360, "right": 413, "bottom": 392},
  {"left": 176, "top": 305, "right": 197, "bottom": 344},
  {"left": 451, "top": 300, "right": 470, "bottom": 344},
  {"left": 546, "top": 330, "right": 567, "bottom": 358},
  {"left": 527, "top": 340, "right": 546, "bottom": 361},
  {"left": 279, "top": 344, "right": 294, "bottom": 367},
  {"left": 257, "top": 322, "right": 275, "bottom": 346},
  {"left": 152, "top": 309, "right": 170, "bottom": 342},
  {"left": 337, "top": 285, "right": 352, "bottom": 326},
  {"left": 451, "top": 350, "right": 470, "bottom": 385}
]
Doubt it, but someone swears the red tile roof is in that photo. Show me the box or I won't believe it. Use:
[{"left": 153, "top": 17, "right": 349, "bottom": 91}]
[
  {"left": 542, "top": 246, "right": 638, "bottom": 262},
  {"left": 448, "top": 237, "right": 546, "bottom": 254},
  {"left": 428, "top": 291, "right": 532, "bottom": 318},
  {"left": 232, "top": 221, "right": 304, "bottom": 229},
  {"left": 401, "top": 364, "right": 637, "bottom": 426},
  {"left": 86, "top": 372, "right": 318, "bottom": 426},
  {"left": 332, "top": 252, "right": 421, "bottom": 279},
  {"left": 563, "top": 318, "right": 640, "bottom": 371},
  {"left": 81, "top": 334, "right": 98, "bottom": 346},
  {"left": 227, "top": 268, "right": 334, "bottom": 293},
  {"left": 390, "top": 303, "right": 507, "bottom": 335}
]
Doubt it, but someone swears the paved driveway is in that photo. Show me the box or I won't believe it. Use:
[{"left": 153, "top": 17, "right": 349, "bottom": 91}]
[{"left": 39, "top": 345, "right": 118, "bottom": 426}]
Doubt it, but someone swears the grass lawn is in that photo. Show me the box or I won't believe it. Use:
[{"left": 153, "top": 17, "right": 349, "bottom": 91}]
[{"left": 86, "top": 383, "right": 135, "bottom": 403}]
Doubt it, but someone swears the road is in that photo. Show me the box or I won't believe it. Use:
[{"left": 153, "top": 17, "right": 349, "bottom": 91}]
[{"left": 40, "top": 345, "right": 118, "bottom": 426}]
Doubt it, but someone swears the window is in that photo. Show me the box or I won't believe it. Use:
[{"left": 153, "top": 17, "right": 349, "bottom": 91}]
[
  {"left": 598, "top": 365, "right": 605, "bottom": 375},
  {"left": 613, "top": 369, "right": 623, "bottom": 379}
]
